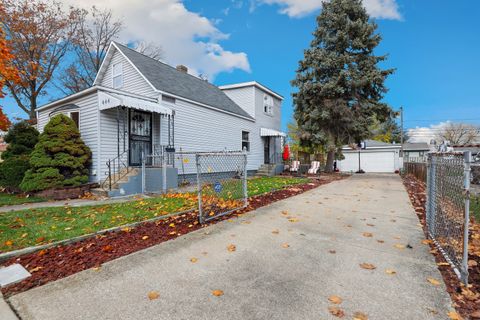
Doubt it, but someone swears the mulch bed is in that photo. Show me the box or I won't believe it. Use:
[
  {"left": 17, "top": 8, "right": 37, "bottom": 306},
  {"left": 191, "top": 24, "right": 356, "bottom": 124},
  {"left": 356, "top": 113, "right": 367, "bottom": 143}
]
[
  {"left": 1, "top": 174, "right": 345, "bottom": 298},
  {"left": 402, "top": 174, "right": 480, "bottom": 319}
]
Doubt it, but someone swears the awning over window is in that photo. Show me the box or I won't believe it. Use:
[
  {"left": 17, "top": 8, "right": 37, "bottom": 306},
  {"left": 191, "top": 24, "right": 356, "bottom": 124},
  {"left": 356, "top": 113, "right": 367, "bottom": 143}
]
[
  {"left": 260, "top": 127, "right": 286, "bottom": 137},
  {"left": 98, "top": 91, "right": 173, "bottom": 115}
]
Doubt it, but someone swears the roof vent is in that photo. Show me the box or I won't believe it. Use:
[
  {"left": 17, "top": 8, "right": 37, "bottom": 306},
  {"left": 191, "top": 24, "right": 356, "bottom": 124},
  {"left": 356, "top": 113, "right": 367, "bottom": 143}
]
[{"left": 176, "top": 65, "right": 188, "bottom": 73}]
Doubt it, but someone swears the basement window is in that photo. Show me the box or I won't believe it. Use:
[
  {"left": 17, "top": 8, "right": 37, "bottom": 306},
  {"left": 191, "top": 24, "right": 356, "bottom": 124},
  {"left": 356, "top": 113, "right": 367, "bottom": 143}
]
[{"left": 112, "top": 62, "right": 123, "bottom": 89}]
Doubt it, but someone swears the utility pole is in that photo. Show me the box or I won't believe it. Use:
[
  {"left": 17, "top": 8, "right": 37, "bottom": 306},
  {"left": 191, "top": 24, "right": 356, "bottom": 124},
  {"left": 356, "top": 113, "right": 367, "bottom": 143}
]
[{"left": 400, "top": 106, "right": 404, "bottom": 145}]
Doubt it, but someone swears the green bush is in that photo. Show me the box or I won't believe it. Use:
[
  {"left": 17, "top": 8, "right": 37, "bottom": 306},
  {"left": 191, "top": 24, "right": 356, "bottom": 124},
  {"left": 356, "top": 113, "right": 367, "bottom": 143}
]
[
  {"left": 0, "top": 121, "right": 39, "bottom": 192},
  {"left": 20, "top": 114, "right": 92, "bottom": 192}
]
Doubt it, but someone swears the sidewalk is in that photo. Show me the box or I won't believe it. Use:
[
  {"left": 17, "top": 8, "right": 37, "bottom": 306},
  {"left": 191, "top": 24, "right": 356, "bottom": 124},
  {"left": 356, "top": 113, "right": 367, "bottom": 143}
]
[{"left": 7, "top": 174, "right": 454, "bottom": 320}]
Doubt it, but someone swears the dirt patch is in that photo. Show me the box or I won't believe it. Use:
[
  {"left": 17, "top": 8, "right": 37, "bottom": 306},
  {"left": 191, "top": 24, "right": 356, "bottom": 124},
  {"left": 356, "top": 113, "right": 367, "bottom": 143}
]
[
  {"left": 402, "top": 174, "right": 480, "bottom": 319},
  {"left": 1, "top": 174, "right": 346, "bottom": 297}
]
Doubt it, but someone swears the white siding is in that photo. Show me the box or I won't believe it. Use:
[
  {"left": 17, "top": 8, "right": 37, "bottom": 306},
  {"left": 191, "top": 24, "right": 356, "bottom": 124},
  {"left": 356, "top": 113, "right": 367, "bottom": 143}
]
[
  {"left": 222, "top": 86, "right": 255, "bottom": 117},
  {"left": 169, "top": 99, "right": 261, "bottom": 173},
  {"left": 37, "top": 92, "right": 100, "bottom": 182},
  {"left": 98, "top": 48, "right": 157, "bottom": 98}
]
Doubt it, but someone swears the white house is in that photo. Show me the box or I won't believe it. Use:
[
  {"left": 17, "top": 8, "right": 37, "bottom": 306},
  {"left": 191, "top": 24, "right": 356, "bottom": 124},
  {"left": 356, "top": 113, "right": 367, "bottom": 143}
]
[
  {"left": 337, "top": 140, "right": 401, "bottom": 173},
  {"left": 36, "top": 42, "right": 285, "bottom": 195}
]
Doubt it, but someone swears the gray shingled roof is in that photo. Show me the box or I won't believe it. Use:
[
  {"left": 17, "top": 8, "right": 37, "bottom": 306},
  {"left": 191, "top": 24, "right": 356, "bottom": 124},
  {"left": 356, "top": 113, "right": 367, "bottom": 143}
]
[
  {"left": 114, "top": 43, "right": 253, "bottom": 119},
  {"left": 402, "top": 142, "right": 431, "bottom": 151}
]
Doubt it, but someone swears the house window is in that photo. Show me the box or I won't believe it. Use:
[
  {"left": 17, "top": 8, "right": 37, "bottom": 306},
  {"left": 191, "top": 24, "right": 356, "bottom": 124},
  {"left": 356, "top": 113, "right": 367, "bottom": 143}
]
[
  {"left": 162, "top": 95, "right": 176, "bottom": 104},
  {"left": 263, "top": 94, "right": 273, "bottom": 115},
  {"left": 242, "top": 131, "right": 250, "bottom": 151},
  {"left": 69, "top": 111, "right": 80, "bottom": 128},
  {"left": 112, "top": 62, "right": 123, "bottom": 89}
]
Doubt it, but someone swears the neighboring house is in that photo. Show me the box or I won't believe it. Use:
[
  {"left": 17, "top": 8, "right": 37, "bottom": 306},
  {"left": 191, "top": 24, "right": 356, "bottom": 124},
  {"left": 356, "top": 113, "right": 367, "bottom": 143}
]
[
  {"left": 36, "top": 42, "right": 285, "bottom": 195},
  {"left": 402, "top": 142, "right": 431, "bottom": 162},
  {"left": 452, "top": 145, "right": 480, "bottom": 159},
  {"left": 337, "top": 140, "right": 401, "bottom": 173}
]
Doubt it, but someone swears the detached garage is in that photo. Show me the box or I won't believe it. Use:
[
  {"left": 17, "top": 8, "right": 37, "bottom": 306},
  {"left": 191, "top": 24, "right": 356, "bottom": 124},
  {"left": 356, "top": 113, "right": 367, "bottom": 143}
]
[{"left": 337, "top": 140, "right": 401, "bottom": 173}]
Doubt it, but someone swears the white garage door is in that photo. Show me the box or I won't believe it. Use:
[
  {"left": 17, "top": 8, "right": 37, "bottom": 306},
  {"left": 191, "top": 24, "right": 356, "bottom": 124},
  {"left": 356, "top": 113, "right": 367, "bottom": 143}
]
[{"left": 339, "top": 151, "right": 396, "bottom": 173}]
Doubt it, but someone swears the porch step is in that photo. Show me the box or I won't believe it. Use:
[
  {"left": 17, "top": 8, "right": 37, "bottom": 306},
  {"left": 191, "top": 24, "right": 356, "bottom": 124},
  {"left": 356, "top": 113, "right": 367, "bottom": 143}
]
[
  {"left": 102, "top": 168, "right": 140, "bottom": 192},
  {"left": 256, "top": 164, "right": 278, "bottom": 177}
]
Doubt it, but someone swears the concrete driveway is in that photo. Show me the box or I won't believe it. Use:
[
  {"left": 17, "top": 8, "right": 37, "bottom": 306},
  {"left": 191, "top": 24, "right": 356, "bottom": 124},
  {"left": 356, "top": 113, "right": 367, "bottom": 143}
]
[{"left": 9, "top": 174, "right": 453, "bottom": 320}]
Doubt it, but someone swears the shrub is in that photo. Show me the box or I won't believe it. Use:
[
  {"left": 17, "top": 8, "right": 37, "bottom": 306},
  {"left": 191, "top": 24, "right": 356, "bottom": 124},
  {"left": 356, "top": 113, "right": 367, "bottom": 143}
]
[
  {"left": 20, "top": 114, "right": 91, "bottom": 192},
  {"left": 0, "top": 121, "right": 39, "bottom": 192}
]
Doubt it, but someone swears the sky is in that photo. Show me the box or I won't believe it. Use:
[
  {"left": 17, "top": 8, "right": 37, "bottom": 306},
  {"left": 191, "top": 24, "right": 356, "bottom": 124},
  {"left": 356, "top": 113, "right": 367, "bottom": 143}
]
[{"left": 2, "top": 0, "right": 480, "bottom": 142}]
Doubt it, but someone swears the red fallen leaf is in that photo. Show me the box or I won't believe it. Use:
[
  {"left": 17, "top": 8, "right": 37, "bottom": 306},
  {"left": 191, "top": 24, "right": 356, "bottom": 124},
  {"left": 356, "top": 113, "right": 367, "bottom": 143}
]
[
  {"left": 36, "top": 237, "right": 45, "bottom": 243},
  {"left": 212, "top": 290, "right": 224, "bottom": 296},
  {"left": 328, "top": 306, "right": 345, "bottom": 318}
]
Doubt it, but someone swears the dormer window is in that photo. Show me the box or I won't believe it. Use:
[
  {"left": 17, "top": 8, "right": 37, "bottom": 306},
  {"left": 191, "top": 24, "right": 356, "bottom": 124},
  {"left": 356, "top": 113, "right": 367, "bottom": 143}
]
[
  {"left": 112, "top": 62, "right": 123, "bottom": 89},
  {"left": 263, "top": 94, "right": 273, "bottom": 115}
]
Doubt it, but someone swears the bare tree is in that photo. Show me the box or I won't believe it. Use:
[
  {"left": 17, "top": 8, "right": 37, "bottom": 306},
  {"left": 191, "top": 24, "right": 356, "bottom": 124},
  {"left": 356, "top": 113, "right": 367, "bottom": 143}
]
[
  {"left": 436, "top": 122, "right": 480, "bottom": 146},
  {"left": 0, "top": 0, "right": 80, "bottom": 120},
  {"left": 58, "top": 6, "right": 122, "bottom": 95},
  {"left": 133, "top": 41, "right": 164, "bottom": 61}
]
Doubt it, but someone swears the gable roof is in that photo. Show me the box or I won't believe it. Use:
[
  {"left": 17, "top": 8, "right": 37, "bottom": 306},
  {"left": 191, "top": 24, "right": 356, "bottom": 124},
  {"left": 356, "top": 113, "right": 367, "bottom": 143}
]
[
  {"left": 110, "top": 42, "right": 253, "bottom": 119},
  {"left": 219, "top": 81, "right": 284, "bottom": 100}
]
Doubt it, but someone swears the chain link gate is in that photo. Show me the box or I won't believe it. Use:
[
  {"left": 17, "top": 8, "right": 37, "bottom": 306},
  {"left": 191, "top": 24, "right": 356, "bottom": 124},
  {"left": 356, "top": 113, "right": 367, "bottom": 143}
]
[
  {"left": 426, "top": 152, "right": 471, "bottom": 284},
  {"left": 196, "top": 150, "right": 248, "bottom": 224}
]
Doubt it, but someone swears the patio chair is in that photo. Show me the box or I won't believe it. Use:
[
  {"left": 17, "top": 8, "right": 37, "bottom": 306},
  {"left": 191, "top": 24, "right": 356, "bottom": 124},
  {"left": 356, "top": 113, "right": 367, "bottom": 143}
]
[
  {"left": 289, "top": 160, "right": 300, "bottom": 173},
  {"left": 308, "top": 161, "right": 321, "bottom": 175}
]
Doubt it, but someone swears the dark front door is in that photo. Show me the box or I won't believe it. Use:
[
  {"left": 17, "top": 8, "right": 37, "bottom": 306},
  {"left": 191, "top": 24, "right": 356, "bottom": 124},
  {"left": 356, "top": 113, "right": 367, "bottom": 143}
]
[
  {"left": 129, "top": 110, "right": 152, "bottom": 166},
  {"left": 264, "top": 137, "right": 270, "bottom": 164}
]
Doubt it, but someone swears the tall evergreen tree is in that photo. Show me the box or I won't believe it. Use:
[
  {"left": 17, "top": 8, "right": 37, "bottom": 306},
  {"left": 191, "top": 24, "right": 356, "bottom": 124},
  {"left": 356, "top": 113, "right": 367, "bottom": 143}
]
[{"left": 292, "top": 0, "right": 394, "bottom": 171}]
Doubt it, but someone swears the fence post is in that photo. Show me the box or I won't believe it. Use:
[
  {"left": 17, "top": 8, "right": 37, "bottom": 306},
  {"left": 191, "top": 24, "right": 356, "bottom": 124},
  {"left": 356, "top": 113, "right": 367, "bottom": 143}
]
[
  {"left": 141, "top": 151, "right": 146, "bottom": 194},
  {"left": 196, "top": 153, "right": 203, "bottom": 224},
  {"left": 462, "top": 151, "right": 471, "bottom": 284},
  {"left": 243, "top": 147, "right": 248, "bottom": 208},
  {"left": 162, "top": 151, "right": 167, "bottom": 194}
]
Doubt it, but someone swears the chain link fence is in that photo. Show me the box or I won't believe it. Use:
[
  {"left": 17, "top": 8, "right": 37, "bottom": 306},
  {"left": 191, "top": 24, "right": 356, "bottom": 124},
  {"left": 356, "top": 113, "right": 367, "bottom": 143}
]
[
  {"left": 426, "top": 152, "right": 471, "bottom": 284},
  {"left": 141, "top": 149, "right": 248, "bottom": 224},
  {"left": 196, "top": 151, "right": 248, "bottom": 224}
]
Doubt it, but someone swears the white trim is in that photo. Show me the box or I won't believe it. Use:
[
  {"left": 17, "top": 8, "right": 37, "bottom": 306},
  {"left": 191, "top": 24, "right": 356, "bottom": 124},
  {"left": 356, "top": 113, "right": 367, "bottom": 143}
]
[
  {"left": 94, "top": 42, "right": 158, "bottom": 93},
  {"left": 219, "top": 81, "right": 284, "bottom": 100},
  {"left": 98, "top": 91, "right": 173, "bottom": 115},
  {"left": 93, "top": 42, "right": 114, "bottom": 85},
  {"left": 67, "top": 111, "right": 80, "bottom": 129}
]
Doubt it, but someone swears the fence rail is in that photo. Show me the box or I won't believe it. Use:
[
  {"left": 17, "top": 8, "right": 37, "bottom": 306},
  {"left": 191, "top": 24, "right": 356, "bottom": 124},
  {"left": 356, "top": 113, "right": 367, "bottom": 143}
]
[{"left": 426, "top": 152, "right": 471, "bottom": 284}]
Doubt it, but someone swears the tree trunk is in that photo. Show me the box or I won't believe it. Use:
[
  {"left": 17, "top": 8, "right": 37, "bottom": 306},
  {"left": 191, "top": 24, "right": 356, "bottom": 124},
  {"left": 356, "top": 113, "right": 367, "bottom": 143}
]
[
  {"left": 325, "top": 150, "right": 335, "bottom": 172},
  {"left": 29, "top": 96, "right": 37, "bottom": 121}
]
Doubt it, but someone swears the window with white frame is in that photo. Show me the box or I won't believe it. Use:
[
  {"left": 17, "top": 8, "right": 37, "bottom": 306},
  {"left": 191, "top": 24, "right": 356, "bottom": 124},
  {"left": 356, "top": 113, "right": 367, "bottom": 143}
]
[
  {"left": 263, "top": 94, "right": 273, "bottom": 115},
  {"left": 242, "top": 131, "right": 250, "bottom": 151},
  {"left": 112, "top": 62, "right": 123, "bottom": 89},
  {"left": 69, "top": 111, "right": 80, "bottom": 128}
]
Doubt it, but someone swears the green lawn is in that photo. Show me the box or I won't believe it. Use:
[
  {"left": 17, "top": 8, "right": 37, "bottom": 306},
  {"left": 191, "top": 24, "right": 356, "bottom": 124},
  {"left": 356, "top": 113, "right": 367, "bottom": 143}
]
[
  {"left": 0, "top": 176, "right": 309, "bottom": 253},
  {"left": 0, "top": 193, "right": 45, "bottom": 207}
]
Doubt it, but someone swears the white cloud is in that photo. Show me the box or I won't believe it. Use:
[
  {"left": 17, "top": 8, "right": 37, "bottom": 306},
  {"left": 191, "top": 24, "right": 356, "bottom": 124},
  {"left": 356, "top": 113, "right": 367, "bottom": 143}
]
[
  {"left": 66, "top": 0, "right": 250, "bottom": 80},
  {"left": 256, "top": 0, "right": 401, "bottom": 19},
  {"left": 407, "top": 122, "right": 449, "bottom": 144}
]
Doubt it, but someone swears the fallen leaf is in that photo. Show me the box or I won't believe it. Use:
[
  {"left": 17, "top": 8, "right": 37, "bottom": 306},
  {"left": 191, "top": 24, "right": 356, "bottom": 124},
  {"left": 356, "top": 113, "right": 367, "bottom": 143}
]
[
  {"left": 328, "top": 295, "right": 342, "bottom": 304},
  {"left": 102, "top": 245, "right": 113, "bottom": 253},
  {"left": 427, "top": 278, "right": 441, "bottom": 286},
  {"left": 362, "top": 232, "right": 373, "bottom": 238},
  {"left": 394, "top": 244, "right": 405, "bottom": 250},
  {"left": 360, "top": 263, "right": 376, "bottom": 270},
  {"left": 329, "top": 250, "right": 336, "bottom": 254},
  {"left": 272, "top": 229, "right": 280, "bottom": 235},
  {"left": 385, "top": 269, "right": 397, "bottom": 275},
  {"left": 328, "top": 306, "right": 345, "bottom": 318},
  {"left": 437, "top": 262, "right": 450, "bottom": 267},
  {"left": 4, "top": 240, "right": 13, "bottom": 246},
  {"left": 447, "top": 311, "right": 463, "bottom": 320},
  {"left": 366, "top": 223, "right": 375, "bottom": 227},
  {"left": 148, "top": 291, "right": 160, "bottom": 300},
  {"left": 190, "top": 257, "right": 198, "bottom": 263},
  {"left": 29, "top": 266, "right": 43, "bottom": 273},
  {"left": 422, "top": 239, "right": 433, "bottom": 245},
  {"left": 282, "top": 243, "right": 290, "bottom": 248},
  {"left": 142, "top": 236, "right": 149, "bottom": 240},
  {"left": 64, "top": 227, "right": 72, "bottom": 231},
  {"left": 169, "top": 223, "right": 175, "bottom": 227},
  {"left": 353, "top": 311, "right": 368, "bottom": 320},
  {"left": 468, "top": 260, "right": 478, "bottom": 267},
  {"left": 377, "top": 240, "right": 385, "bottom": 243},
  {"left": 212, "top": 290, "right": 224, "bottom": 297},
  {"left": 288, "top": 218, "right": 299, "bottom": 223},
  {"left": 471, "top": 310, "right": 480, "bottom": 318},
  {"left": 227, "top": 244, "right": 236, "bottom": 252}
]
